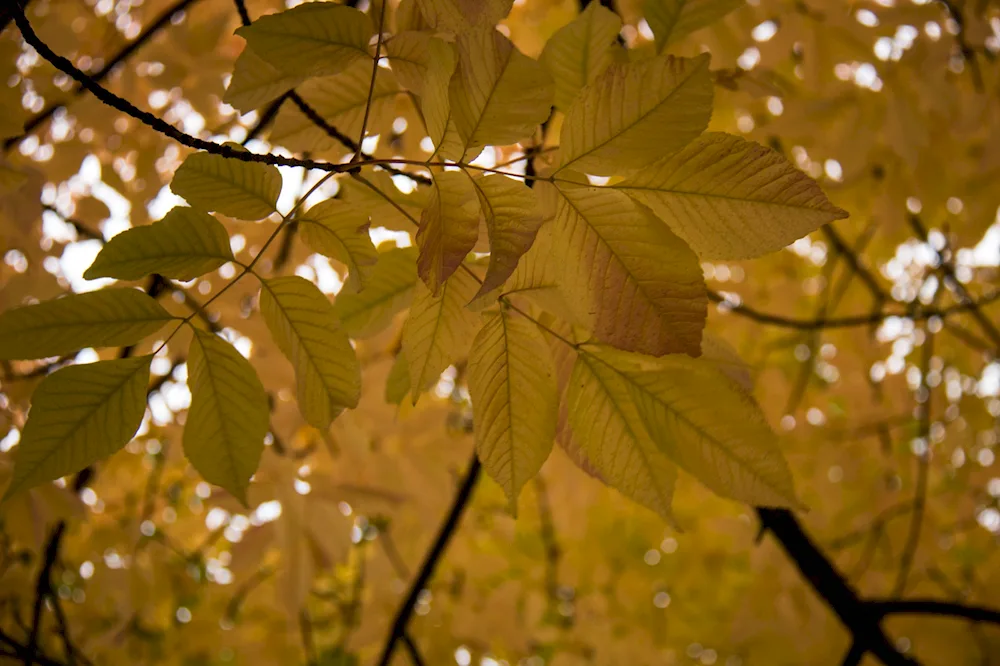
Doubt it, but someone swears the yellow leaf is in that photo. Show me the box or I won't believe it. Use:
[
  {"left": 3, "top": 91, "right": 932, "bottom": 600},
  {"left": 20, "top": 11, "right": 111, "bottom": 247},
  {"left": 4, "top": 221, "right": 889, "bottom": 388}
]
[
  {"left": 416, "top": 171, "right": 481, "bottom": 294},
  {"left": 0, "top": 289, "right": 175, "bottom": 360},
  {"left": 540, "top": 1, "right": 624, "bottom": 111},
  {"left": 557, "top": 53, "right": 713, "bottom": 176},
  {"left": 171, "top": 150, "right": 282, "bottom": 220},
  {"left": 401, "top": 267, "right": 481, "bottom": 401},
  {"left": 297, "top": 198, "right": 378, "bottom": 292},
  {"left": 3, "top": 356, "right": 152, "bottom": 500},
  {"left": 567, "top": 353, "right": 678, "bottom": 523},
  {"left": 614, "top": 133, "right": 849, "bottom": 259},
  {"left": 450, "top": 23, "right": 554, "bottom": 159},
  {"left": 259, "top": 276, "right": 361, "bottom": 429},
  {"left": 645, "top": 0, "right": 743, "bottom": 51},
  {"left": 469, "top": 173, "right": 543, "bottom": 300},
  {"left": 0, "top": 82, "right": 27, "bottom": 139},
  {"left": 235, "top": 3, "right": 371, "bottom": 80},
  {"left": 223, "top": 47, "right": 303, "bottom": 113},
  {"left": 331, "top": 246, "right": 418, "bottom": 338},
  {"left": 549, "top": 181, "right": 706, "bottom": 357},
  {"left": 468, "top": 309, "right": 557, "bottom": 513},
  {"left": 84, "top": 206, "right": 235, "bottom": 281},
  {"left": 415, "top": 0, "right": 513, "bottom": 32},
  {"left": 184, "top": 330, "right": 270, "bottom": 504},
  {"left": 384, "top": 351, "right": 411, "bottom": 406},
  {"left": 588, "top": 345, "right": 801, "bottom": 508}
]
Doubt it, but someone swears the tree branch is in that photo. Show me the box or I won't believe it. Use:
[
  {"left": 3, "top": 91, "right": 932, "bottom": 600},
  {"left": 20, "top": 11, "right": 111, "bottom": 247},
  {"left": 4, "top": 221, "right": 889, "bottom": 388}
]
[{"left": 871, "top": 599, "right": 1000, "bottom": 624}]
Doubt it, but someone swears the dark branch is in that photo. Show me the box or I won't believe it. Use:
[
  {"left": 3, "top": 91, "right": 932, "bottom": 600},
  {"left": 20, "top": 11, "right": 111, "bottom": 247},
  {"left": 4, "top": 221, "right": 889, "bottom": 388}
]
[{"left": 871, "top": 599, "right": 1000, "bottom": 624}]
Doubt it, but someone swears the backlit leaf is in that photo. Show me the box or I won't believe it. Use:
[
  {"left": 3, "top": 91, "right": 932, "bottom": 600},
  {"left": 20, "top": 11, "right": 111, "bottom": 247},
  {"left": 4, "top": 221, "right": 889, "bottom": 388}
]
[
  {"left": 614, "top": 133, "right": 849, "bottom": 259},
  {"left": 331, "top": 246, "right": 418, "bottom": 338},
  {"left": 416, "top": 171, "right": 481, "bottom": 294},
  {"left": 83, "top": 206, "right": 235, "bottom": 281},
  {"left": 567, "top": 353, "right": 678, "bottom": 522},
  {"left": 171, "top": 150, "right": 281, "bottom": 220},
  {"left": 184, "top": 330, "right": 269, "bottom": 504},
  {"left": 469, "top": 173, "right": 543, "bottom": 299},
  {"left": 259, "top": 276, "right": 361, "bottom": 429},
  {"left": 235, "top": 3, "right": 371, "bottom": 80},
  {"left": 468, "top": 309, "right": 557, "bottom": 513},
  {"left": 549, "top": 181, "right": 706, "bottom": 357},
  {"left": 557, "top": 53, "right": 713, "bottom": 176},
  {"left": 645, "top": 0, "right": 743, "bottom": 51},
  {"left": 416, "top": 0, "right": 513, "bottom": 33},
  {"left": 540, "top": 1, "right": 623, "bottom": 111},
  {"left": 589, "top": 345, "right": 801, "bottom": 507},
  {"left": 298, "top": 199, "right": 378, "bottom": 292},
  {"left": 385, "top": 351, "right": 411, "bottom": 406},
  {"left": 223, "top": 48, "right": 302, "bottom": 113},
  {"left": 3, "top": 356, "right": 151, "bottom": 500},
  {"left": 401, "top": 268, "right": 480, "bottom": 401},
  {"left": 0, "top": 289, "right": 175, "bottom": 360},
  {"left": 450, "top": 24, "right": 554, "bottom": 159}
]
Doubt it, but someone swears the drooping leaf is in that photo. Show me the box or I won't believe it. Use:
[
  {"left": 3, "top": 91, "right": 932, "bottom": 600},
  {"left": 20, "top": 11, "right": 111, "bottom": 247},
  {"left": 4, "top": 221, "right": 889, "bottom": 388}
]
[
  {"left": 401, "top": 268, "right": 480, "bottom": 401},
  {"left": 184, "top": 330, "right": 270, "bottom": 504},
  {"left": 700, "top": 333, "right": 753, "bottom": 391},
  {"left": 0, "top": 289, "right": 175, "bottom": 360},
  {"left": 223, "top": 47, "right": 303, "bottom": 113},
  {"left": 234, "top": 3, "right": 371, "bottom": 80},
  {"left": 270, "top": 61, "right": 400, "bottom": 152},
  {"left": 415, "top": 0, "right": 514, "bottom": 33},
  {"left": 567, "top": 353, "right": 678, "bottom": 523},
  {"left": 614, "top": 133, "right": 849, "bottom": 259},
  {"left": 540, "top": 1, "right": 623, "bottom": 111},
  {"left": 588, "top": 345, "right": 802, "bottom": 508},
  {"left": 259, "top": 276, "right": 361, "bottom": 429},
  {"left": 644, "top": 0, "right": 743, "bottom": 51},
  {"left": 297, "top": 199, "right": 378, "bottom": 292},
  {"left": 416, "top": 171, "right": 481, "bottom": 294},
  {"left": 450, "top": 23, "right": 554, "bottom": 159},
  {"left": 385, "top": 351, "right": 411, "bottom": 406},
  {"left": 468, "top": 309, "right": 557, "bottom": 513},
  {"left": 3, "top": 356, "right": 152, "bottom": 500},
  {"left": 557, "top": 53, "right": 713, "bottom": 176},
  {"left": 469, "top": 173, "right": 543, "bottom": 299},
  {"left": 331, "top": 246, "right": 418, "bottom": 338},
  {"left": 83, "top": 207, "right": 235, "bottom": 281},
  {"left": 549, "top": 181, "right": 706, "bottom": 357},
  {"left": 171, "top": 150, "right": 281, "bottom": 220}
]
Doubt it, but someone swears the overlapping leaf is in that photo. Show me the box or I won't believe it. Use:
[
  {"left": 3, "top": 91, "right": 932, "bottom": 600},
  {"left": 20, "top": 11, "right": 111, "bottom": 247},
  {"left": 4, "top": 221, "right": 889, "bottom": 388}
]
[
  {"left": 84, "top": 207, "right": 235, "bottom": 281},
  {"left": 416, "top": 171, "right": 481, "bottom": 294},
  {"left": 557, "top": 53, "right": 713, "bottom": 176},
  {"left": 540, "top": 1, "right": 623, "bottom": 111},
  {"left": 468, "top": 309, "right": 557, "bottom": 512},
  {"left": 645, "top": 0, "right": 743, "bottom": 51},
  {"left": 223, "top": 48, "right": 303, "bottom": 113},
  {"left": 614, "top": 133, "right": 849, "bottom": 259},
  {"left": 0, "top": 289, "right": 175, "bottom": 360},
  {"left": 331, "top": 246, "right": 418, "bottom": 338},
  {"left": 2, "top": 356, "right": 151, "bottom": 500},
  {"left": 549, "top": 181, "right": 706, "bottom": 357},
  {"left": 235, "top": 3, "right": 371, "bottom": 80},
  {"left": 184, "top": 330, "right": 269, "bottom": 503},
  {"left": 171, "top": 150, "right": 281, "bottom": 220},
  {"left": 297, "top": 199, "right": 378, "bottom": 292},
  {"left": 416, "top": 0, "right": 514, "bottom": 33}
]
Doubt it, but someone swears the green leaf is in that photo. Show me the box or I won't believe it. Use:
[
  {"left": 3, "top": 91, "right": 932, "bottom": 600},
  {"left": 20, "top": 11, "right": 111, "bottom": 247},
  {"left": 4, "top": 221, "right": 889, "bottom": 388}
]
[
  {"left": 557, "top": 53, "right": 713, "bottom": 176},
  {"left": 184, "top": 330, "right": 270, "bottom": 504},
  {"left": 588, "top": 345, "right": 802, "bottom": 508},
  {"left": 549, "top": 181, "right": 706, "bottom": 357},
  {"left": 614, "top": 133, "right": 849, "bottom": 259},
  {"left": 3, "top": 356, "right": 152, "bottom": 500},
  {"left": 567, "top": 353, "right": 678, "bottom": 523},
  {"left": 415, "top": 0, "right": 513, "bottom": 33},
  {"left": 331, "top": 246, "right": 418, "bottom": 338},
  {"left": 416, "top": 171, "right": 481, "bottom": 294},
  {"left": 401, "top": 268, "right": 480, "bottom": 401},
  {"left": 468, "top": 309, "right": 557, "bottom": 513},
  {"left": 83, "top": 207, "right": 235, "bottom": 281},
  {"left": 298, "top": 199, "right": 378, "bottom": 292},
  {"left": 171, "top": 150, "right": 282, "bottom": 220},
  {"left": 469, "top": 173, "right": 543, "bottom": 300},
  {"left": 0, "top": 289, "right": 175, "bottom": 360},
  {"left": 540, "top": 1, "right": 624, "bottom": 111},
  {"left": 235, "top": 3, "right": 371, "bottom": 80},
  {"left": 450, "top": 23, "right": 554, "bottom": 159},
  {"left": 223, "top": 47, "right": 303, "bottom": 113},
  {"left": 259, "top": 277, "right": 361, "bottom": 430},
  {"left": 645, "top": 0, "right": 743, "bottom": 51},
  {"left": 270, "top": 60, "right": 400, "bottom": 153}
]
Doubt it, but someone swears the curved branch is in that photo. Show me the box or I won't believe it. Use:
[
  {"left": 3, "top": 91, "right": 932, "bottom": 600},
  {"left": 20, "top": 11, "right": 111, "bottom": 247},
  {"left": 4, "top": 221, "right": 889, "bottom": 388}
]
[{"left": 871, "top": 599, "right": 1000, "bottom": 624}]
